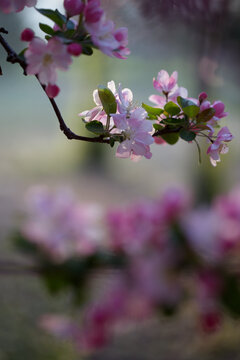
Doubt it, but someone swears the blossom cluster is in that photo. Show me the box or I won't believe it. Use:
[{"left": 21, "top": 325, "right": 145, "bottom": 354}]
[
  {"left": 15, "top": 185, "right": 240, "bottom": 352},
  {"left": 1, "top": 0, "right": 129, "bottom": 98},
  {"left": 80, "top": 70, "right": 233, "bottom": 165},
  {"left": 0, "top": 0, "right": 36, "bottom": 13}
]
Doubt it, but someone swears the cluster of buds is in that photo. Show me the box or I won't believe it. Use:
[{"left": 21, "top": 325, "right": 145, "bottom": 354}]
[
  {"left": 80, "top": 70, "right": 233, "bottom": 165},
  {"left": 13, "top": 185, "right": 240, "bottom": 352},
  {"left": 1, "top": 0, "right": 129, "bottom": 98}
]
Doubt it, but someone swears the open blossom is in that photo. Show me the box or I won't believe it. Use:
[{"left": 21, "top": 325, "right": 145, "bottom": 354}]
[
  {"left": 153, "top": 70, "right": 178, "bottom": 94},
  {"left": 21, "top": 186, "right": 104, "bottom": 262},
  {"left": 84, "top": 1, "right": 129, "bottom": 58},
  {"left": 207, "top": 126, "right": 233, "bottom": 166},
  {"left": 112, "top": 108, "right": 154, "bottom": 161},
  {"left": 0, "top": 0, "right": 36, "bottom": 13},
  {"left": 149, "top": 70, "right": 188, "bottom": 107},
  {"left": 25, "top": 37, "right": 72, "bottom": 85},
  {"left": 78, "top": 80, "right": 116, "bottom": 125}
]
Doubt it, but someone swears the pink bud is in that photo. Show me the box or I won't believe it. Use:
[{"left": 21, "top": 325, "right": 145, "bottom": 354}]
[
  {"left": 64, "top": 0, "right": 84, "bottom": 17},
  {"left": 46, "top": 84, "right": 60, "bottom": 98},
  {"left": 198, "top": 92, "right": 208, "bottom": 103},
  {"left": 21, "top": 28, "right": 35, "bottom": 42},
  {"left": 67, "top": 43, "right": 82, "bottom": 56},
  {"left": 84, "top": 0, "right": 104, "bottom": 23}
]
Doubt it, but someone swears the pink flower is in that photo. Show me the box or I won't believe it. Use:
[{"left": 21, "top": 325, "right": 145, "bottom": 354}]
[
  {"left": 112, "top": 107, "right": 154, "bottom": 161},
  {"left": 207, "top": 126, "right": 233, "bottom": 166},
  {"left": 113, "top": 27, "right": 130, "bottom": 59},
  {"left": 64, "top": 0, "right": 84, "bottom": 17},
  {"left": 153, "top": 70, "right": 178, "bottom": 94},
  {"left": 78, "top": 80, "right": 116, "bottom": 125},
  {"left": 25, "top": 38, "right": 72, "bottom": 85},
  {"left": 84, "top": 3, "right": 129, "bottom": 59},
  {"left": 22, "top": 186, "right": 104, "bottom": 262},
  {"left": 0, "top": 0, "right": 36, "bottom": 13},
  {"left": 149, "top": 85, "right": 188, "bottom": 108}
]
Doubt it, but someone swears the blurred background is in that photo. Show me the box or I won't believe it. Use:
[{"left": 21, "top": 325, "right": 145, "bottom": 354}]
[{"left": 0, "top": 0, "right": 240, "bottom": 358}]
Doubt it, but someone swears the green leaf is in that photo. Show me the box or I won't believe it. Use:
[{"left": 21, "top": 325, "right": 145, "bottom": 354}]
[
  {"left": 161, "top": 132, "right": 179, "bottom": 145},
  {"left": 39, "top": 23, "right": 55, "bottom": 36},
  {"left": 109, "top": 137, "right": 115, "bottom": 147},
  {"left": 98, "top": 86, "right": 117, "bottom": 115},
  {"left": 177, "top": 96, "right": 196, "bottom": 108},
  {"left": 82, "top": 46, "right": 93, "bottom": 56},
  {"left": 162, "top": 118, "right": 186, "bottom": 126},
  {"left": 142, "top": 103, "right": 164, "bottom": 119},
  {"left": 85, "top": 121, "right": 105, "bottom": 135},
  {"left": 36, "top": 8, "right": 67, "bottom": 27},
  {"left": 177, "top": 96, "right": 199, "bottom": 117},
  {"left": 183, "top": 105, "right": 199, "bottom": 118},
  {"left": 197, "top": 107, "right": 216, "bottom": 122},
  {"left": 153, "top": 123, "right": 164, "bottom": 131},
  {"left": 164, "top": 101, "right": 181, "bottom": 116},
  {"left": 179, "top": 129, "right": 196, "bottom": 142}
]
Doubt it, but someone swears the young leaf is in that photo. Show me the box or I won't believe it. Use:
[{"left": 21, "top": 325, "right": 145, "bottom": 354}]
[
  {"left": 142, "top": 103, "right": 164, "bottom": 119},
  {"left": 153, "top": 123, "right": 164, "bottom": 131},
  {"left": 162, "top": 118, "right": 186, "bottom": 126},
  {"left": 161, "top": 132, "right": 179, "bottom": 145},
  {"left": 179, "top": 129, "right": 196, "bottom": 142},
  {"left": 39, "top": 23, "right": 55, "bottom": 36},
  {"left": 98, "top": 86, "right": 117, "bottom": 115},
  {"left": 85, "top": 121, "right": 105, "bottom": 135},
  {"left": 177, "top": 96, "right": 199, "bottom": 117},
  {"left": 36, "top": 8, "right": 67, "bottom": 28},
  {"left": 164, "top": 101, "right": 181, "bottom": 116},
  {"left": 82, "top": 46, "right": 93, "bottom": 56},
  {"left": 197, "top": 107, "right": 215, "bottom": 122}
]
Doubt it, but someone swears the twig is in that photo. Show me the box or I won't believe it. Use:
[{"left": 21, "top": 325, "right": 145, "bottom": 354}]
[{"left": 0, "top": 28, "right": 109, "bottom": 143}]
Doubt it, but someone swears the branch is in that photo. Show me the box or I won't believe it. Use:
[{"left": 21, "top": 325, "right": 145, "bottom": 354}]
[
  {"left": 0, "top": 28, "right": 109, "bottom": 144},
  {"left": 0, "top": 28, "right": 180, "bottom": 143}
]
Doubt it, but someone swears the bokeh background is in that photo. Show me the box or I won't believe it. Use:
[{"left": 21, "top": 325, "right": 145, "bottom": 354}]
[{"left": 0, "top": 0, "right": 240, "bottom": 358}]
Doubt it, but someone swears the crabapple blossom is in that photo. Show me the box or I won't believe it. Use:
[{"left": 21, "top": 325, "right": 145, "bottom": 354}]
[
  {"left": 79, "top": 80, "right": 117, "bottom": 125},
  {"left": 84, "top": 1, "right": 129, "bottom": 58},
  {"left": 0, "top": 0, "right": 36, "bottom": 13},
  {"left": 153, "top": 69, "right": 178, "bottom": 94},
  {"left": 112, "top": 108, "right": 154, "bottom": 161},
  {"left": 25, "top": 37, "right": 72, "bottom": 86},
  {"left": 149, "top": 70, "right": 188, "bottom": 107},
  {"left": 207, "top": 126, "right": 233, "bottom": 166},
  {"left": 22, "top": 186, "right": 104, "bottom": 262}
]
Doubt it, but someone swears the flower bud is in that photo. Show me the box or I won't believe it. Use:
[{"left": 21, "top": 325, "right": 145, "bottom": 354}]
[
  {"left": 198, "top": 92, "right": 208, "bottom": 103},
  {"left": 64, "top": 0, "right": 84, "bottom": 17},
  {"left": 67, "top": 43, "right": 82, "bottom": 56},
  {"left": 21, "top": 28, "right": 35, "bottom": 42},
  {"left": 46, "top": 84, "right": 60, "bottom": 98}
]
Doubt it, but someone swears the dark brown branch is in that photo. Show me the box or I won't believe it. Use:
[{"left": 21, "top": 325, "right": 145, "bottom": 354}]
[{"left": 0, "top": 28, "right": 109, "bottom": 143}]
